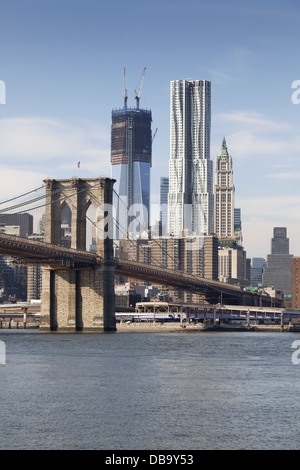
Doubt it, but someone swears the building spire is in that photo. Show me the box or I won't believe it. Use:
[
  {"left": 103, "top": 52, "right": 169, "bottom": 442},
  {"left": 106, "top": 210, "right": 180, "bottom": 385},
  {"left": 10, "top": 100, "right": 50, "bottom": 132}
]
[{"left": 219, "top": 136, "right": 229, "bottom": 160}]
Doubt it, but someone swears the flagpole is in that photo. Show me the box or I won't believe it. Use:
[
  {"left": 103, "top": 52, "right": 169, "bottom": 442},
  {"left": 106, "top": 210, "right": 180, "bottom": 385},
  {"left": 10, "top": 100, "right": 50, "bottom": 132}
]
[{"left": 77, "top": 161, "right": 80, "bottom": 178}]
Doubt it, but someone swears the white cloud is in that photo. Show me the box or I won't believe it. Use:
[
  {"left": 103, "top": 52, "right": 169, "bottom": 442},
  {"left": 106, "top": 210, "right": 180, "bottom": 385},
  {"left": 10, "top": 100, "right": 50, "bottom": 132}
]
[
  {"left": 226, "top": 45, "right": 257, "bottom": 63},
  {"left": 266, "top": 172, "right": 300, "bottom": 180},
  {"left": 0, "top": 117, "right": 113, "bottom": 231},
  {"left": 215, "top": 110, "right": 291, "bottom": 133},
  {"left": 0, "top": 116, "right": 110, "bottom": 161},
  {"left": 240, "top": 194, "right": 300, "bottom": 220},
  {"left": 0, "top": 116, "right": 112, "bottom": 192},
  {"left": 0, "top": 167, "right": 46, "bottom": 201},
  {"left": 226, "top": 131, "right": 299, "bottom": 159},
  {"left": 209, "top": 69, "right": 235, "bottom": 85},
  {"left": 213, "top": 110, "right": 300, "bottom": 160}
]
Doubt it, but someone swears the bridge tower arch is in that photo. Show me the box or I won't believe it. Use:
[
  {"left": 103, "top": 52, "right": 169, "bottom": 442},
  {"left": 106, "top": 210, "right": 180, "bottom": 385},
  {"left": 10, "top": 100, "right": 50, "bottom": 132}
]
[{"left": 40, "top": 177, "right": 116, "bottom": 332}]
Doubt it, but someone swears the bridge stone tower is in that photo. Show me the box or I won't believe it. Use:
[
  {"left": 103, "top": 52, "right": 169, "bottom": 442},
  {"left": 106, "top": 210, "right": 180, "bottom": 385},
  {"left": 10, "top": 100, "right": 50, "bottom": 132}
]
[{"left": 40, "top": 177, "right": 116, "bottom": 332}]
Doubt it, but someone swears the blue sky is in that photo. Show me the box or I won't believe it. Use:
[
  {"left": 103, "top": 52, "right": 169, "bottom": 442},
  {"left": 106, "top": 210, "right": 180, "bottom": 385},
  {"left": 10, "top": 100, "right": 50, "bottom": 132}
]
[{"left": 0, "top": 0, "right": 300, "bottom": 258}]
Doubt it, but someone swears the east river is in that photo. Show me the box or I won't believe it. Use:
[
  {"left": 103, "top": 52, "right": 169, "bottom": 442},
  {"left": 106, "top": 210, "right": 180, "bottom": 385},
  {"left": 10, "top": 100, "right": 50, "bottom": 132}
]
[{"left": 0, "top": 329, "right": 299, "bottom": 450}]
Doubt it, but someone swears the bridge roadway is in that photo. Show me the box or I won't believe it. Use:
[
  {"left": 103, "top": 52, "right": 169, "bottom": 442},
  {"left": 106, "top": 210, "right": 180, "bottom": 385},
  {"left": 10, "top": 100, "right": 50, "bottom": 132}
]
[{"left": 0, "top": 233, "right": 280, "bottom": 306}]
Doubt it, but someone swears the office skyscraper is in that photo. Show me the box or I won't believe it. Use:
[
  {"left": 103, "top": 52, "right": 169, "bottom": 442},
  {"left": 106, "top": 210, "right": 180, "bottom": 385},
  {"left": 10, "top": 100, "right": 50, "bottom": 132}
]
[
  {"left": 250, "top": 257, "right": 266, "bottom": 287},
  {"left": 168, "top": 79, "right": 213, "bottom": 237},
  {"left": 159, "top": 177, "right": 169, "bottom": 236},
  {"left": 111, "top": 90, "right": 152, "bottom": 239},
  {"left": 262, "top": 227, "right": 292, "bottom": 295},
  {"left": 234, "top": 208, "right": 242, "bottom": 232},
  {"left": 292, "top": 257, "right": 300, "bottom": 308},
  {"left": 214, "top": 137, "right": 235, "bottom": 238}
]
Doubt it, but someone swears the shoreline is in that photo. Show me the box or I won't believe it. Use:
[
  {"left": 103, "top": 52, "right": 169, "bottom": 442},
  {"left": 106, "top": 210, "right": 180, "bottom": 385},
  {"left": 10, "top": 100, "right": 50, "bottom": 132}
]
[
  {"left": 1, "top": 320, "right": 297, "bottom": 333},
  {"left": 116, "top": 322, "right": 184, "bottom": 333},
  {"left": 115, "top": 322, "right": 295, "bottom": 333}
]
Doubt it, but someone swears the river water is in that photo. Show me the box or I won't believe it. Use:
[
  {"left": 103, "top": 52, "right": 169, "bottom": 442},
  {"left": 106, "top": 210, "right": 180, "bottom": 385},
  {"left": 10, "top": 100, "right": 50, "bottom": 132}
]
[{"left": 0, "top": 329, "right": 299, "bottom": 450}]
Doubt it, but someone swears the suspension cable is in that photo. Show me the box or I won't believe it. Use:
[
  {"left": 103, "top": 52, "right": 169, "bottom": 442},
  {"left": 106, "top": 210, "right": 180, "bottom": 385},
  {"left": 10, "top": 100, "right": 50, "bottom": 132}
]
[{"left": 0, "top": 185, "right": 46, "bottom": 206}]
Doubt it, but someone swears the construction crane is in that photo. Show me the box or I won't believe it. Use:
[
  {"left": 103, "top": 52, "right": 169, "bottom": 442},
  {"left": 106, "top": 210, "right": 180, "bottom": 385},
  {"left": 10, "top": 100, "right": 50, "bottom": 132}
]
[
  {"left": 123, "top": 67, "right": 128, "bottom": 110},
  {"left": 152, "top": 127, "right": 158, "bottom": 144},
  {"left": 134, "top": 67, "right": 146, "bottom": 110}
]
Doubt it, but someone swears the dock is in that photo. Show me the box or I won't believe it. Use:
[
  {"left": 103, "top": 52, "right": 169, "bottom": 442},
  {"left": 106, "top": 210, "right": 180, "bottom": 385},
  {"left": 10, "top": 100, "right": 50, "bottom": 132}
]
[
  {"left": 0, "top": 301, "right": 40, "bottom": 329},
  {"left": 116, "top": 301, "right": 300, "bottom": 332},
  {"left": 1, "top": 300, "right": 300, "bottom": 332}
]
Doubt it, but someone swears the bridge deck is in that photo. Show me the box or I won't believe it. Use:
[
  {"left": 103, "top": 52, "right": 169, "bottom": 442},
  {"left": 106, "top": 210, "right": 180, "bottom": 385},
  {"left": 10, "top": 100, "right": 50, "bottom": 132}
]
[{"left": 0, "top": 233, "right": 280, "bottom": 305}]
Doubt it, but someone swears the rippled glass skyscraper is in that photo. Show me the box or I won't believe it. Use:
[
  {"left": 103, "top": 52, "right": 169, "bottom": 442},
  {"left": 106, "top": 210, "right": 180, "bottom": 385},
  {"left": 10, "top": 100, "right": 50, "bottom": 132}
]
[
  {"left": 111, "top": 106, "right": 152, "bottom": 239},
  {"left": 168, "top": 80, "right": 213, "bottom": 237}
]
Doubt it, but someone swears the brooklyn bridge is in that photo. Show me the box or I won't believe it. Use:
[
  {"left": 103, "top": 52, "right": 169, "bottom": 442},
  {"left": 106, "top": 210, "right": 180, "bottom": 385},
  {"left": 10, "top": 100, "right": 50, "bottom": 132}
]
[{"left": 0, "top": 177, "right": 281, "bottom": 332}]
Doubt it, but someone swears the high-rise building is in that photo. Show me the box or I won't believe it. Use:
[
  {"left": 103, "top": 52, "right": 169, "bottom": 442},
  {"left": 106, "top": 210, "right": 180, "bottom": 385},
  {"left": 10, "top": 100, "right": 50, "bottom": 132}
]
[
  {"left": 111, "top": 71, "right": 152, "bottom": 239},
  {"left": 214, "top": 137, "right": 235, "bottom": 238},
  {"left": 218, "top": 245, "right": 248, "bottom": 286},
  {"left": 27, "top": 265, "right": 42, "bottom": 301},
  {"left": 250, "top": 257, "right": 266, "bottom": 287},
  {"left": 234, "top": 208, "right": 241, "bottom": 232},
  {"left": 168, "top": 79, "right": 213, "bottom": 237},
  {"left": 0, "top": 213, "right": 33, "bottom": 238},
  {"left": 292, "top": 257, "right": 300, "bottom": 309},
  {"left": 234, "top": 208, "right": 243, "bottom": 245},
  {"left": 159, "top": 177, "right": 169, "bottom": 236},
  {"left": 262, "top": 227, "right": 292, "bottom": 295}
]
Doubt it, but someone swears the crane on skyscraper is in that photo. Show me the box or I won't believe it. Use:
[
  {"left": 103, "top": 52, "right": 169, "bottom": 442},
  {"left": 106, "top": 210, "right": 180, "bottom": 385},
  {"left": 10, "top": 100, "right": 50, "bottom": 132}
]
[
  {"left": 134, "top": 67, "right": 146, "bottom": 110},
  {"left": 152, "top": 127, "right": 158, "bottom": 143}
]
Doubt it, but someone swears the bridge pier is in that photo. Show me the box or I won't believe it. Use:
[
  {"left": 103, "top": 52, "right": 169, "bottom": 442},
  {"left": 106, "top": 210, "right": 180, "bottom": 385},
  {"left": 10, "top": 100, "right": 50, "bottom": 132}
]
[
  {"left": 40, "top": 177, "right": 116, "bottom": 332},
  {"left": 40, "top": 264, "right": 116, "bottom": 332}
]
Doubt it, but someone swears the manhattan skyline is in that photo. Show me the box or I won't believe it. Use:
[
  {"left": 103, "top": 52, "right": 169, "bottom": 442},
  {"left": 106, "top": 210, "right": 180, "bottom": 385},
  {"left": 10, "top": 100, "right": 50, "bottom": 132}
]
[{"left": 0, "top": 0, "right": 300, "bottom": 259}]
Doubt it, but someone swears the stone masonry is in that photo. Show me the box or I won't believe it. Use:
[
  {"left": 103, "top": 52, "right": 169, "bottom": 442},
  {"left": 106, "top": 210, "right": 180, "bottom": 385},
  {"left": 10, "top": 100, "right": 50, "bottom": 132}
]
[{"left": 40, "top": 177, "right": 116, "bottom": 332}]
